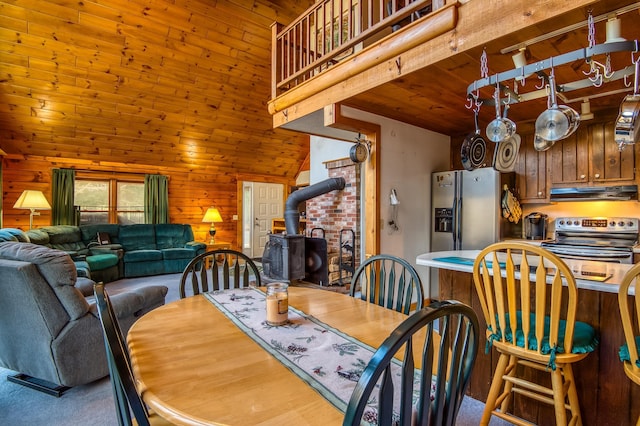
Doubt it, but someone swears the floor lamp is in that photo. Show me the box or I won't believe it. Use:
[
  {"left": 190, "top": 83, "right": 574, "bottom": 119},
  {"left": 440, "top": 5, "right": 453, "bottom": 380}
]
[{"left": 13, "top": 190, "right": 51, "bottom": 230}]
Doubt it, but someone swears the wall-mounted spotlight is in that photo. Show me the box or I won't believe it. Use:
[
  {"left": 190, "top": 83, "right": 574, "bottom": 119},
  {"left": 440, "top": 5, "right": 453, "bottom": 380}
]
[
  {"left": 580, "top": 100, "right": 594, "bottom": 120},
  {"left": 511, "top": 47, "right": 532, "bottom": 81},
  {"left": 605, "top": 15, "right": 626, "bottom": 43}
]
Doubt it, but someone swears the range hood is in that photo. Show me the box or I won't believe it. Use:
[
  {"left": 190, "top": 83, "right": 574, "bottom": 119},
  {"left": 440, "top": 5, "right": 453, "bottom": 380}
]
[{"left": 550, "top": 185, "right": 638, "bottom": 202}]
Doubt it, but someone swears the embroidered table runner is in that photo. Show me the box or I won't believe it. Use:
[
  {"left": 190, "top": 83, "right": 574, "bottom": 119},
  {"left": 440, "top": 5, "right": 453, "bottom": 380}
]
[{"left": 203, "top": 288, "right": 426, "bottom": 422}]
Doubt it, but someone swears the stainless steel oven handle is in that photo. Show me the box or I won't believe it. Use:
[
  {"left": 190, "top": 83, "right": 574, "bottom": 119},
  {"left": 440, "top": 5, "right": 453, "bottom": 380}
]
[{"left": 552, "top": 252, "right": 632, "bottom": 263}]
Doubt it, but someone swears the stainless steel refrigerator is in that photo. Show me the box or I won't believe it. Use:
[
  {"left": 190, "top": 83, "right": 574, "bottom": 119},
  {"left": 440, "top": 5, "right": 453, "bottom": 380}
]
[{"left": 430, "top": 167, "right": 504, "bottom": 295}]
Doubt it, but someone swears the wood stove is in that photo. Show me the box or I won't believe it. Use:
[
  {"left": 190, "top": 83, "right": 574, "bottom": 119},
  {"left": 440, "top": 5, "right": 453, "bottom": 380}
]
[
  {"left": 261, "top": 234, "right": 305, "bottom": 281},
  {"left": 262, "top": 177, "right": 345, "bottom": 282}
]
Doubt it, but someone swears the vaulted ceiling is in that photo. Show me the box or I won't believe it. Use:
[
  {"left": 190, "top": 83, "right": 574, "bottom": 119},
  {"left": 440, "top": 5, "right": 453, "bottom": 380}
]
[
  {"left": 0, "top": 0, "right": 315, "bottom": 179},
  {"left": 1, "top": 0, "right": 639, "bottom": 181}
]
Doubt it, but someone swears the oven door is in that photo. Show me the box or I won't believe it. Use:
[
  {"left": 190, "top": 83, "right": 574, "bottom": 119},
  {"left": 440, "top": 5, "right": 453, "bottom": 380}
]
[{"left": 541, "top": 243, "right": 633, "bottom": 264}]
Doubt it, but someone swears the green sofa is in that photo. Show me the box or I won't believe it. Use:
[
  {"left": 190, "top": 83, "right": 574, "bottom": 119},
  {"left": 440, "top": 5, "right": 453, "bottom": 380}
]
[
  {"left": 0, "top": 224, "right": 206, "bottom": 280},
  {"left": 0, "top": 227, "right": 95, "bottom": 280},
  {"left": 26, "top": 225, "right": 122, "bottom": 283},
  {"left": 115, "top": 224, "right": 206, "bottom": 278}
]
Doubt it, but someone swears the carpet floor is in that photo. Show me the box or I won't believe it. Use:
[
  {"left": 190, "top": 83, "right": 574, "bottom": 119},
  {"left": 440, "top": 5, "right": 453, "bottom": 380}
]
[{"left": 0, "top": 273, "right": 509, "bottom": 425}]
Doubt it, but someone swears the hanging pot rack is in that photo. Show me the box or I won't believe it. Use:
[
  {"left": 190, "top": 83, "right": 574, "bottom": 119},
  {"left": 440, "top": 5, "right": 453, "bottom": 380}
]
[{"left": 466, "top": 40, "right": 639, "bottom": 107}]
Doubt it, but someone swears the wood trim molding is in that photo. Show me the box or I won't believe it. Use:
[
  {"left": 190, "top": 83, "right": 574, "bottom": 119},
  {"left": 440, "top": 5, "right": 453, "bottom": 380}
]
[{"left": 324, "top": 103, "right": 380, "bottom": 257}]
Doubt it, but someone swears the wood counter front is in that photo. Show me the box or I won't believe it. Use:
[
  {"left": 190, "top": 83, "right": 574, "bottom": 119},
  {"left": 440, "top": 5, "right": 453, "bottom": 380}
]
[{"left": 417, "top": 252, "right": 639, "bottom": 426}]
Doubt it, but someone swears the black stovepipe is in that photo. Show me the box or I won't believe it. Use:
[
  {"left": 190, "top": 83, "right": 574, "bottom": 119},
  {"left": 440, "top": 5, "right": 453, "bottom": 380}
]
[{"left": 284, "top": 177, "right": 345, "bottom": 235}]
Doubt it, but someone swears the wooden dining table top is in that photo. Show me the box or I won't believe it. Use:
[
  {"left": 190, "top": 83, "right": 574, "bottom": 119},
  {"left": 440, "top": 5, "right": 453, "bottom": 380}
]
[{"left": 126, "top": 286, "right": 411, "bottom": 425}]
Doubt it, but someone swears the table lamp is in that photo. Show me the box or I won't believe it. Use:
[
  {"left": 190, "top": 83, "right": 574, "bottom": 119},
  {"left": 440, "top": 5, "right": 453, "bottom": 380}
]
[
  {"left": 202, "top": 207, "right": 223, "bottom": 244},
  {"left": 13, "top": 190, "right": 51, "bottom": 230}
]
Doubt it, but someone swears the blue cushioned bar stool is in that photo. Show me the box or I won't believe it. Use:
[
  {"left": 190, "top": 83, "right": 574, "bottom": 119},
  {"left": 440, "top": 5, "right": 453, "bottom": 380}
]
[
  {"left": 618, "top": 262, "right": 640, "bottom": 426},
  {"left": 472, "top": 242, "right": 598, "bottom": 426}
]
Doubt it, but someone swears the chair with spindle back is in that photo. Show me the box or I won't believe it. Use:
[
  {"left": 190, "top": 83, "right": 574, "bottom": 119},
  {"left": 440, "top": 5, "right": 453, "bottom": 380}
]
[
  {"left": 349, "top": 254, "right": 424, "bottom": 315},
  {"left": 179, "top": 249, "right": 262, "bottom": 298},
  {"left": 618, "top": 262, "right": 640, "bottom": 425},
  {"left": 343, "top": 300, "right": 479, "bottom": 426},
  {"left": 94, "top": 283, "right": 173, "bottom": 426},
  {"left": 472, "top": 242, "right": 598, "bottom": 426}
]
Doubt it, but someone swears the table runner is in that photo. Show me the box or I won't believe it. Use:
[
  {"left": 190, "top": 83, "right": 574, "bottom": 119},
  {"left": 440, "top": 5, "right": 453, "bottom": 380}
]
[{"left": 204, "top": 288, "right": 428, "bottom": 423}]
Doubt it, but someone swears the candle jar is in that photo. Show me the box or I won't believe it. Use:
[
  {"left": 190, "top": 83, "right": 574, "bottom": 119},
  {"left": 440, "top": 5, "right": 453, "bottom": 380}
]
[{"left": 265, "top": 283, "right": 288, "bottom": 326}]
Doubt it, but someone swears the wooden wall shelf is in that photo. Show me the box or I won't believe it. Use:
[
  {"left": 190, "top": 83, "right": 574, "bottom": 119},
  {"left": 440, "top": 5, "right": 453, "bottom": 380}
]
[{"left": 271, "top": 218, "right": 307, "bottom": 235}]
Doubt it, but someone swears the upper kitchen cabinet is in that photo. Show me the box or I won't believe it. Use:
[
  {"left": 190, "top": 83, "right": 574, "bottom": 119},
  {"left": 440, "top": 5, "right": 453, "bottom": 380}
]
[
  {"left": 515, "top": 133, "right": 548, "bottom": 203},
  {"left": 590, "top": 122, "right": 635, "bottom": 183},
  {"left": 549, "top": 120, "right": 635, "bottom": 186}
]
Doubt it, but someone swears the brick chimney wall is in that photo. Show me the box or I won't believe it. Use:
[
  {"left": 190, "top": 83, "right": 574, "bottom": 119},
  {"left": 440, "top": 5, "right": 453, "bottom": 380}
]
[{"left": 305, "top": 158, "right": 360, "bottom": 259}]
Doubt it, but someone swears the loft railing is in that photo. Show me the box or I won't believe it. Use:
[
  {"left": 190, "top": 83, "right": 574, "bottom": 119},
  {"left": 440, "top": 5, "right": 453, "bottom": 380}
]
[{"left": 271, "top": 0, "right": 439, "bottom": 99}]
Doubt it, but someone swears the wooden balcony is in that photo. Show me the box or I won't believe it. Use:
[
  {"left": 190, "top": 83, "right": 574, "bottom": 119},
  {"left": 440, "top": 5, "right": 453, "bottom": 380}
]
[
  {"left": 268, "top": 0, "right": 638, "bottom": 137},
  {"left": 270, "top": 0, "right": 443, "bottom": 98}
]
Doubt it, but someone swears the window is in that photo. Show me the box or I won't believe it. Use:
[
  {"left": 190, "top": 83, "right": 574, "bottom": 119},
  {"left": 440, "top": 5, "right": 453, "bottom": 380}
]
[{"left": 75, "top": 177, "right": 144, "bottom": 225}]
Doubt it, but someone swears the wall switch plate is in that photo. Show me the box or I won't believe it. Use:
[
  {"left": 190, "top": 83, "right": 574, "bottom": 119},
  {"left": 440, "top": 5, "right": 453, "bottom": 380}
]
[{"left": 232, "top": 215, "right": 238, "bottom": 221}]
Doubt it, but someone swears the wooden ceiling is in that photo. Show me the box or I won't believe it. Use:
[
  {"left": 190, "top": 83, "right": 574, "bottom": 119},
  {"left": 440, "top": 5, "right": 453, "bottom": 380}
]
[
  {"left": 333, "top": 0, "right": 640, "bottom": 139},
  {"left": 0, "top": 0, "right": 315, "bottom": 179},
  {"left": 1, "top": 0, "right": 639, "bottom": 181}
]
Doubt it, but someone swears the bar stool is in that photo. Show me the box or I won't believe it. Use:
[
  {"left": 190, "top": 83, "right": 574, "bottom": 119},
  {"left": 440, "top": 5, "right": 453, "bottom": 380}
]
[
  {"left": 618, "top": 263, "right": 640, "bottom": 426},
  {"left": 472, "top": 242, "right": 599, "bottom": 426}
]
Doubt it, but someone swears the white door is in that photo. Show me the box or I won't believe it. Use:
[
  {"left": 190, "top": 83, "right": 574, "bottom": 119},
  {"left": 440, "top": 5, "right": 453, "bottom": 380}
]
[{"left": 247, "top": 182, "right": 283, "bottom": 258}]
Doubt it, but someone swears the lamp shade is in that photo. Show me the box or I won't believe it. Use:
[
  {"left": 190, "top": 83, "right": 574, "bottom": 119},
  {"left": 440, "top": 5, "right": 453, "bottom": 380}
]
[
  {"left": 13, "top": 190, "right": 51, "bottom": 210},
  {"left": 202, "top": 207, "right": 223, "bottom": 223}
]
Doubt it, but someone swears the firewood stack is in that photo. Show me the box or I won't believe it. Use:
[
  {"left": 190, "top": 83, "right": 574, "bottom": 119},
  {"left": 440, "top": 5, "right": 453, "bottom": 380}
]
[{"left": 328, "top": 252, "right": 352, "bottom": 285}]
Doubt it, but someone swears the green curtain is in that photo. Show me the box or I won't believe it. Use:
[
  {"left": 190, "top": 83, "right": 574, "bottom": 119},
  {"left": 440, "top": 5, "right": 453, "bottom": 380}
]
[
  {"left": 144, "top": 174, "right": 169, "bottom": 224},
  {"left": 51, "top": 168, "right": 76, "bottom": 225}
]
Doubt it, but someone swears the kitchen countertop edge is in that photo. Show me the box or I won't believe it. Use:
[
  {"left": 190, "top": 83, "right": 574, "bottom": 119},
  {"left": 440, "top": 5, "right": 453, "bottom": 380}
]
[{"left": 416, "top": 249, "right": 635, "bottom": 294}]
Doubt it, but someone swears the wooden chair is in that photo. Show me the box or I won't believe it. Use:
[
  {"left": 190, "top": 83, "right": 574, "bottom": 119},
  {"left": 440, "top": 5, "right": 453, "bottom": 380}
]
[
  {"left": 343, "top": 300, "right": 479, "bottom": 426},
  {"left": 472, "top": 242, "right": 598, "bottom": 426},
  {"left": 179, "top": 249, "right": 262, "bottom": 298},
  {"left": 349, "top": 254, "right": 424, "bottom": 314},
  {"left": 618, "top": 262, "right": 640, "bottom": 425},
  {"left": 93, "top": 283, "right": 172, "bottom": 426}
]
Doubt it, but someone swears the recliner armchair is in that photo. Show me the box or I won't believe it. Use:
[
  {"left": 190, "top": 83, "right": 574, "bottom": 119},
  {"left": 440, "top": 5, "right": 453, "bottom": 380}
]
[{"left": 0, "top": 242, "right": 168, "bottom": 395}]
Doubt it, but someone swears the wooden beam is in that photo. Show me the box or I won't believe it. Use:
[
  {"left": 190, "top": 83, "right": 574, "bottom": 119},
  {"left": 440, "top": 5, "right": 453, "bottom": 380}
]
[{"left": 324, "top": 103, "right": 380, "bottom": 257}]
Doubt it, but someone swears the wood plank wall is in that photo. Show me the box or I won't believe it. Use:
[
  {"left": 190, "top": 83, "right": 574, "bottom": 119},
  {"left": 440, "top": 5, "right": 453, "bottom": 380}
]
[
  {"left": 0, "top": 0, "right": 314, "bottom": 244},
  {"left": 2, "top": 154, "right": 288, "bottom": 247}
]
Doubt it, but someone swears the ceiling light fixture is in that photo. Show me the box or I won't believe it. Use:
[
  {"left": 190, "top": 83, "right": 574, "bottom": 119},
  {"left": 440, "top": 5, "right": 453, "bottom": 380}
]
[{"left": 500, "top": 3, "right": 640, "bottom": 55}]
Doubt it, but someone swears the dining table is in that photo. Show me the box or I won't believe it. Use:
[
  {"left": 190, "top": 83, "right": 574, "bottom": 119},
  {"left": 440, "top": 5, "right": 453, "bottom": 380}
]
[{"left": 126, "top": 286, "right": 413, "bottom": 425}]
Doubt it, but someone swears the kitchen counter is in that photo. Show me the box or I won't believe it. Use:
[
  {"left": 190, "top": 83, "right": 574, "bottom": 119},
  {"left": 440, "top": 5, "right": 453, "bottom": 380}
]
[
  {"left": 417, "top": 249, "right": 634, "bottom": 294},
  {"left": 416, "top": 248, "right": 639, "bottom": 425}
]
